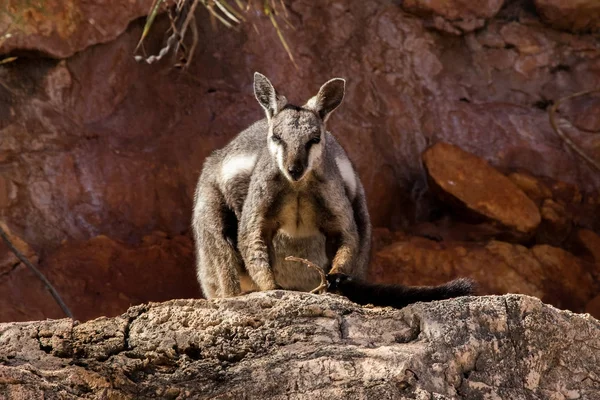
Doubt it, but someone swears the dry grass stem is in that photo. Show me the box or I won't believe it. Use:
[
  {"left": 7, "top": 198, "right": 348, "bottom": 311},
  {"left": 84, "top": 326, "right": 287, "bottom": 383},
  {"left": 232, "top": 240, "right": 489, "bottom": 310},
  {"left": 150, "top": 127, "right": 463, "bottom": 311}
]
[{"left": 285, "top": 256, "right": 328, "bottom": 294}]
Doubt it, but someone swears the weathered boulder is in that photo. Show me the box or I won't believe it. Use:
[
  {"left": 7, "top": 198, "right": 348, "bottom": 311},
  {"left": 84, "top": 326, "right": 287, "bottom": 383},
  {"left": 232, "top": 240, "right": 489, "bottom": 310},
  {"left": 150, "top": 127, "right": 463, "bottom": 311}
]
[
  {"left": 534, "top": 0, "right": 600, "bottom": 33},
  {"left": 1, "top": 292, "right": 599, "bottom": 399},
  {"left": 507, "top": 171, "right": 553, "bottom": 207},
  {"left": 422, "top": 142, "right": 541, "bottom": 234}
]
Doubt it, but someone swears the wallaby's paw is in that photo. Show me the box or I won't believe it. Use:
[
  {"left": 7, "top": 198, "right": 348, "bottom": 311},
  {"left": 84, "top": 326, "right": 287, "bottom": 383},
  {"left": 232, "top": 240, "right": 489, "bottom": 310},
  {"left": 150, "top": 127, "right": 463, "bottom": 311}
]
[
  {"left": 257, "top": 282, "right": 280, "bottom": 292},
  {"left": 249, "top": 269, "right": 278, "bottom": 292},
  {"left": 257, "top": 281, "right": 281, "bottom": 292},
  {"left": 326, "top": 273, "right": 353, "bottom": 293}
]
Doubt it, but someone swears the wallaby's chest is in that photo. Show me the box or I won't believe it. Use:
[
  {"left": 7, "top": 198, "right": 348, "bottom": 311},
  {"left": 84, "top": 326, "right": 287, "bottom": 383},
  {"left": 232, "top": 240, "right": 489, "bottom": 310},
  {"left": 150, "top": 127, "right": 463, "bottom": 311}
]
[
  {"left": 275, "top": 193, "right": 320, "bottom": 238},
  {"left": 270, "top": 192, "right": 327, "bottom": 292}
]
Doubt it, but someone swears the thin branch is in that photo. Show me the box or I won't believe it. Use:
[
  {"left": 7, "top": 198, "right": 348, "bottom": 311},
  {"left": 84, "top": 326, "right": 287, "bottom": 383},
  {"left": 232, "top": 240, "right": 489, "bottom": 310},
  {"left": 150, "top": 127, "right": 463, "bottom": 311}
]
[
  {"left": 549, "top": 89, "right": 600, "bottom": 172},
  {"left": 0, "top": 223, "right": 73, "bottom": 319},
  {"left": 285, "top": 256, "right": 328, "bottom": 294}
]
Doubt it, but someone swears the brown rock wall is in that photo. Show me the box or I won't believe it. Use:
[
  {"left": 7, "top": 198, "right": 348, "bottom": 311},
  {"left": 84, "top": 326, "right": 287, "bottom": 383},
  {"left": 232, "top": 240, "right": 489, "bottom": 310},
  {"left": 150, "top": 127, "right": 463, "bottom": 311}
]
[
  {"left": 0, "top": 0, "right": 158, "bottom": 58},
  {"left": 0, "top": 233, "right": 198, "bottom": 322},
  {"left": 534, "top": 0, "right": 600, "bottom": 33},
  {"left": 370, "top": 236, "right": 599, "bottom": 314},
  {"left": 401, "top": 0, "right": 505, "bottom": 34}
]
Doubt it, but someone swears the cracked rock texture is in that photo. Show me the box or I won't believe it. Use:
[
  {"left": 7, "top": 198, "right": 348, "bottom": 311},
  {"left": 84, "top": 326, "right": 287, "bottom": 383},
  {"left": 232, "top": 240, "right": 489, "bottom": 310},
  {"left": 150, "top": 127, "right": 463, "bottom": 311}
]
[
  {"left": 1, "top": 0, "right": 600, "bottom": 322},
  {"left": 401, "top": 0, "right": 505, "bottom": 35},
  {"left": 1, "top": 292, "right": 600, "bottom": 399},
  {"left": 0, "top": 0, "right": 157, "bottom": 58},
  {"left": 533, "top": 0, "right": 600, "bottom": 33}
]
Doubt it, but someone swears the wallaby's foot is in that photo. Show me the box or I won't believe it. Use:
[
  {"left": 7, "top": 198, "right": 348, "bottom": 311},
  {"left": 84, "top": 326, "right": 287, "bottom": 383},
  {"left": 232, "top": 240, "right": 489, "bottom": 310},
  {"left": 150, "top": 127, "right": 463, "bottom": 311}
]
[
  {"left": 251, "top": 269, "right": 279, "bottom": 292},
  {"left": 238, "top": 284, "right": 283, "bottom": 297}
]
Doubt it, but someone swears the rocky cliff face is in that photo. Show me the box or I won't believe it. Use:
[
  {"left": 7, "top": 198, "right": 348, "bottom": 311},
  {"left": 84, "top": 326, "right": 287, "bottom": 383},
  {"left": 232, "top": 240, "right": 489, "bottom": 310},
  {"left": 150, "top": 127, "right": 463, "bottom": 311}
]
[
  {"left": 0, "top": 0, "right": 599, "bottom": 322},
  {"left": 1, "top": 293, "right": 600, "bottom": 399}
]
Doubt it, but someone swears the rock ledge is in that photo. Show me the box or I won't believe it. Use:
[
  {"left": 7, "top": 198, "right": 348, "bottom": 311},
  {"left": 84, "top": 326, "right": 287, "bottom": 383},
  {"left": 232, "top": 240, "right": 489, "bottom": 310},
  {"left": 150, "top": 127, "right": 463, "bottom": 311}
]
[{"left": 1, "top": 291, "right": 599, "bottom": 399}]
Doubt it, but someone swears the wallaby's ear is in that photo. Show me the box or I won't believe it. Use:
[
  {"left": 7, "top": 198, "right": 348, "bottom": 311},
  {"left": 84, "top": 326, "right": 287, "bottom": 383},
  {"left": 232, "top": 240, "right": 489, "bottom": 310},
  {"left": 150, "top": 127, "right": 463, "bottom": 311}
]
[
  {"left": 306, "top": 78, "right": 346, "bottom": 122},
  {"left": 254, "top": 72, "right": 279, "bottom": 119}
]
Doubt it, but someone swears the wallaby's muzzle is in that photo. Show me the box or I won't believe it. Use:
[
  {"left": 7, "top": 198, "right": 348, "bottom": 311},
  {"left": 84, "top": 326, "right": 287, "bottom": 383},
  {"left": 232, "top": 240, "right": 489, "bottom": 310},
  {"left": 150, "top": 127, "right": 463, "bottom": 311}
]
[{"left": 287, "top": 164, "right": 305, "bottom": 181}]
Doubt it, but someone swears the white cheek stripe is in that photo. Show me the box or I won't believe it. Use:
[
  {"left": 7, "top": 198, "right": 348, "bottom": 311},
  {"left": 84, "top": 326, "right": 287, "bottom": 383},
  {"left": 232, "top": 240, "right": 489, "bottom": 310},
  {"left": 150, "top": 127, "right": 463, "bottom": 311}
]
[
  {"left": 221, "top": 154, "right": 258, "bottom": 182},
  {"left": 277, "top": 148, "right": 294, "bottom": 182},
  {"left": 269, "top": 128, "right": 301, "bottom": 182},
  {"left": 335, "top": 156, "right": 357, "bottom": 199},
  {"left": 269, "top": 138, "right": 293, "bottom": 182},
  {"left": 307, "top": 142, "right": 322, "bottom": 172}
]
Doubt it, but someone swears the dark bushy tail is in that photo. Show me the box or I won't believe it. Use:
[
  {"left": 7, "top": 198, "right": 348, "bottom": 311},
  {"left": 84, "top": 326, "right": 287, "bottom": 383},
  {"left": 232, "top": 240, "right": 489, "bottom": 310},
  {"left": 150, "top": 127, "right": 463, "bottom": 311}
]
[{"left": 326, "top": 274, "right": 475, "bottom": 309}]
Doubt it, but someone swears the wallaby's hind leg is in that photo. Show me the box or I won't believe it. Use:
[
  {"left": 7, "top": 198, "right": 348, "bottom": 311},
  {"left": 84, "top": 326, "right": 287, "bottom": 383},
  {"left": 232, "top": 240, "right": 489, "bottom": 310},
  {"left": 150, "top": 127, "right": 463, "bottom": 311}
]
[{"left": 193, "top": 183, "right": 243, "bottom": 298}]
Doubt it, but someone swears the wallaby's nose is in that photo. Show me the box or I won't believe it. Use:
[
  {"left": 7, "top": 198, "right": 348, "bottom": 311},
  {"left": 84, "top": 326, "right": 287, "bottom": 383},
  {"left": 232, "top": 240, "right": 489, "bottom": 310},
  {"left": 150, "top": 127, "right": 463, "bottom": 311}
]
[{"left": 287, "top": 165, "right": 304, "bottom": 181}]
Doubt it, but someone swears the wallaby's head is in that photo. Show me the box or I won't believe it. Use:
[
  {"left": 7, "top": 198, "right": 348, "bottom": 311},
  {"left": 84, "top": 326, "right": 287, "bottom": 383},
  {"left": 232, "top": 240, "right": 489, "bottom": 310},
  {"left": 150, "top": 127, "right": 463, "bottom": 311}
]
[{"left": 253, "top": 72, "right": 345, "bottom": 183}]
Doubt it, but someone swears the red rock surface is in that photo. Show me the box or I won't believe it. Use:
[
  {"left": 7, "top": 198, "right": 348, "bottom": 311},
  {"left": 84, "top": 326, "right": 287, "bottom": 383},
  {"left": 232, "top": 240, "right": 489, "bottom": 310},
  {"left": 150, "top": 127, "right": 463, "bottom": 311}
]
[
  {"left": 534, "top": 0, "right": 600, "bottom": 33},
  {"left": 574, "top": 229, "right": 600, "bottom": 265},
  {"left": 0, "top": 0, "right": 600, "bottom": 322},
  {"left": 586, "top": 294, "right": 600, "bottom": 319},
  {"left": 507, "top": 171, "right": 553, "bottom": 206},
  {"left": 401, "top": 0, "right": 504, "bottom": 35},
  {"left": 0, "top": 222, "right": 37, "bottom": 277},
  {"left": 423, "top": 142, "right": 541, "bottom": 233},
  {"left": 0, "top": 232, "right": 198, "bottom": 322},
  {"left": 369, "top": 236, "right": 598, "bottom": 315},
  {"left": 0, "top": 0, "right": 157, "bottom": 58}
]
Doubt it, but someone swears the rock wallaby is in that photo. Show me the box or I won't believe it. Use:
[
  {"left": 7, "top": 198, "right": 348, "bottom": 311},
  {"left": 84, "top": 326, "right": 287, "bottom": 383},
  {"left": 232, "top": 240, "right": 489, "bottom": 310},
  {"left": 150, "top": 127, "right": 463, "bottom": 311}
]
[{"left": 192, "top": 73, "right": 474, "bottom": 307}]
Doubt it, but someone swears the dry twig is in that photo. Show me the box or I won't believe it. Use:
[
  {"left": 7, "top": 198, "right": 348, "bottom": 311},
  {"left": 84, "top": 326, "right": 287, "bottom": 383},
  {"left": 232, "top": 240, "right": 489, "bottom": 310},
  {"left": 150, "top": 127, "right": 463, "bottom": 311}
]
[
  {"left": 0, "top": 223, "right": 73, "bottom": 319},
  {"left": 285, "top": 256, "right": 328, "bottom": 294}
]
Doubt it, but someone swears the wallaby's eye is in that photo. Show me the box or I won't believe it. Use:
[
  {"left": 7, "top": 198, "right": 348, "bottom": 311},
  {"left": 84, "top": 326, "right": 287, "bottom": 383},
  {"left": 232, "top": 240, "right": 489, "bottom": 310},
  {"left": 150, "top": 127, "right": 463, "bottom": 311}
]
[
  {"left": 271, "top": 135, "right": 282, "bottom": 144},
  {"left": 306, "top": 137, "right": 321, "bottom": 149}
]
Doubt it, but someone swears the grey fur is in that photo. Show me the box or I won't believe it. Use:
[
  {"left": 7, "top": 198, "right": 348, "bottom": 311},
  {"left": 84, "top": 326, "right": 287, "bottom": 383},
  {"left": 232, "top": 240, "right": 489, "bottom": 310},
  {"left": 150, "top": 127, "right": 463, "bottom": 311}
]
[{"left": 192, "top": 73, "right": 371, "bottom": 298}]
